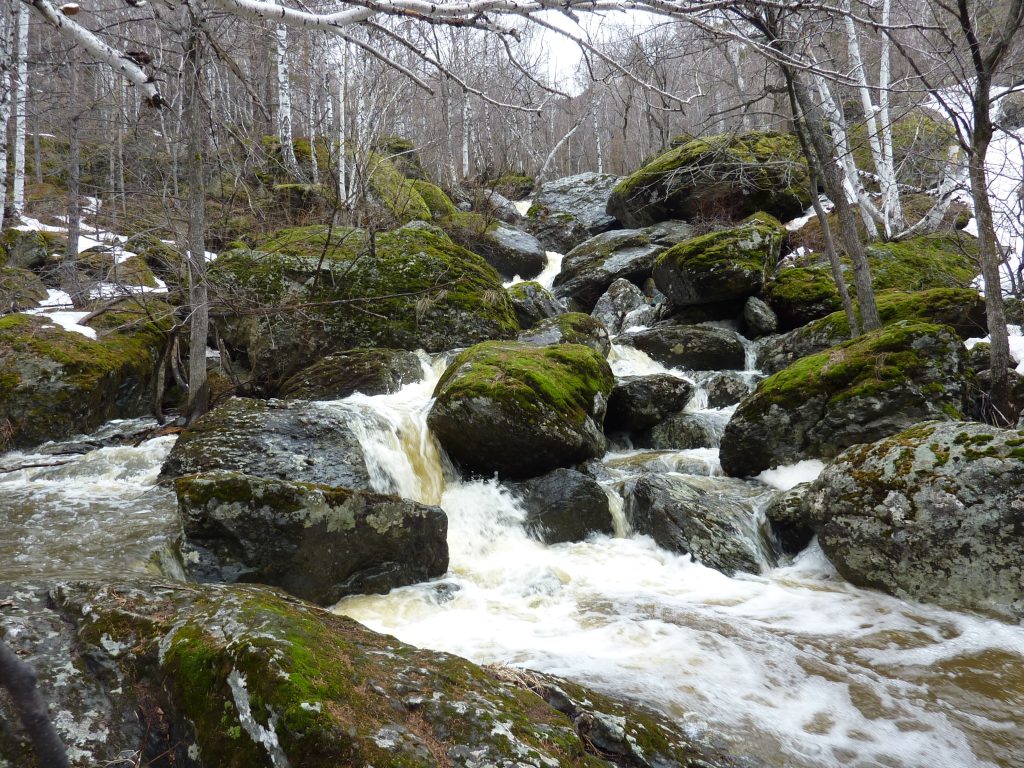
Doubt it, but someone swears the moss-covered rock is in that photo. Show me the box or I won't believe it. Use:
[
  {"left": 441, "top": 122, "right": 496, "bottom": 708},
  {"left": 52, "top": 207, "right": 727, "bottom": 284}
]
[
  {"left": 757, "top": 287, "right": 987, "bottom": 374},
  {"left": 720, "top": 321, "right": 968, "bottom": 477},
  {"left": 176, "top": 470, "right": 448, "bottom": 604},
  {"left": 78, "top": 247, "right": 159, "bottom": 288},
  {"left": 866, "top": 232, "right": 979, "bottom": 291},
  {"left": 442, "top": 211, "right": 546, "bottom": 279},
  {"left": 278, "top": 348, "right": 424, "bottom": 400},
  {"left": 617, "top": 323, "right": 746, "bottom": 371},
  {"left": 209, "top": 225, "right": 518, "bottom": 387},
  {"left": 517, "top": 312, "right": 611, "bottom": 357},
  {"left": 428, "top": 342, "right": 614, "bottom": 479},
  {"left": 374, "top": 135, "right": 428, "bottom": 180},
  {"left": 367, "top": 152, "right": 432, "bottom": 223},
  {"left": 607, "top": 131, "right": 811, "bottom": 228},
  {"left": 0, "top": 266, "right": 48, "bottom": 309},
  {"left": 1, "top": 227, "right": 65, "bottom": 269},
  {"left": 0, "top": 303, "right": 168, "bottom": 449},
  {"left": 486, "top": 172, "right": 535, "bottom": 200},
  {"left": 507, "top": 280, "right": 566, "bottom": 329},
  {"left": 809, "top": 421, "right": 1024, "bottom": 619},
  {"left": 761, "top": 266, "right": 842, "bottom": 331},
  {"left": 653, "top": 213, "right": 786, "bottom": 306},
  {"left": 411, "top": 179, "right": 458, "bottom": 219}
]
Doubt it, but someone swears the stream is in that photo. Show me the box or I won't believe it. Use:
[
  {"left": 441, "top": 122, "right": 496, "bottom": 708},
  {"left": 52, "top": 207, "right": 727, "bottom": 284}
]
[{"left": 1, "top": 250, "right": 1023, "bottom": 767}]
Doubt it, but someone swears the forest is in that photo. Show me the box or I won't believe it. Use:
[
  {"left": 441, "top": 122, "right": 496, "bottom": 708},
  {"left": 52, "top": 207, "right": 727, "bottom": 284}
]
[{"left": 1, "top": 0, "right": 1024, "bottom": 766}]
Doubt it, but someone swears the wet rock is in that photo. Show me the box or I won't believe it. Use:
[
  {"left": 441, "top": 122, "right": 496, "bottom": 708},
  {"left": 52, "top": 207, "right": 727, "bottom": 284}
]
[
  {"left": 428, "top": 341, "right": 614, "bottom": 479},
  {"left": 606, "top": 374, "right": 694, "bottom": 433},
  {"left": 161, "top": 397, "right": 373, "bottom": 489},
  {"left": 764, "top": 483, "right": 815, "bottom": 555},
  {"left": 591, "top": 278, "right": 655, "bottom": 335},
  {"left": 742, "top": 296, "right": 778, "bottom": 338},
  {"left": 653, "top": 214, "right": 786, "bottom": 307},
  {"left": 444, "top": 214, "right": 547, "bottom": 279},
  {"left": 809, "top": 421, "right": 1024, "bottom": 619},
  {"left": 607, "top": 131, "right": 810, "bottom": 228},
  {"left": 517, "top": 312, "right": 611, "bottom": 357},
  {"left": 634, "top": 411, "right": 720, "bottom": 451},
  {"left": 703, "top": 371, "right": 752, "bottom": 408},
  {"left": 552, "top": 220, "right": 694, "bottom": 311},
  {"left": 278, "top": 348, "right": 424, "bottom": 400},
  {"left": 721, "top": 321, "right": 968, "bottom": 477},
  {"left": 508, "top": 468, "right": 614, "bottom": 543},
  {"left": 507, "top": 280, "right": 566, "bottom": 329},
  {"left": 526, "top": 172, "right": 622, "bottom": 252},
  {"left": 618, "top": 323, "right": 745, "bottom": 371},
  {"left": 175, "top": 470, "right": 448, "bottom": 603},
  {"left": 0, "top": 579, "right": 758, "bottom": 768},
  {"left": 624, "top": 473, "right": 774, "bottom": 575}
]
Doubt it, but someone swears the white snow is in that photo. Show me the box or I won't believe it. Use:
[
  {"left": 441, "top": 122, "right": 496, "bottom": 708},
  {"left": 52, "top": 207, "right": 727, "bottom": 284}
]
[
  {"left": 757, "top": 460, "right": 826, "bottom": 491},
  {"left": 965, "top": 325, "right": 1024, "bottom": 374}
]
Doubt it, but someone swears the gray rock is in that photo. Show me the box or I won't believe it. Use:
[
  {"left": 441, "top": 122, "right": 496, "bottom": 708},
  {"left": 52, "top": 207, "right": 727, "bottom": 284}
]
[
  {"left": 618, "top": 323, "right": 746, "bottom": 371},
  {"left": 703, "top": 371, "right": 753, "bottom": 408},
  {"left": 278, "top": 348, "right": 424, "bottom": 400},
  {"left": 743, "top": 296, "right": 778, "bottom": 338},
  {"left": 592, "top": 278, "right": 655, "bottom": 335},
  {"left": 527, "top": 172, "right": 622, "bottom": 252},
  {"left": 1, "top": 227, "right": 65, "bottom": 270},
  {"left": 508, "top": 468, "right": 614, "bottom": 543},
  {"left": 634, "top": 411, "right": 721, "bottom": 450},
  {"left": 507, "top": 280, "right": 567, "bottom": 329},
  {"left": 809, "top": 421, "right": 1024, "bottom": 619},
  {"left": 606, "top": 374, "right": 694, "bottom": 433},
  {"left": 176, "top": 470, "right": 448, "bottom": 604},
  {"left": 764, "top": 482, "right": 815, "bottom": 555},
  {"left": 517, "top": 312, "right": 611, "bottom": 357},
  {"left": 624, "top": 473, "right": 775, "bottom": 575},
  {"left": 465, "top": 220, "right": 547, "bottom": 279}
]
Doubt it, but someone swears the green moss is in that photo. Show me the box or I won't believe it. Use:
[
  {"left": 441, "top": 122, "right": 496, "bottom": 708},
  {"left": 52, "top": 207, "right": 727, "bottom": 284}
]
[
  {"left": 0, "top": 266, "right": 48, "bottom": 307},
  {"left": 848, "top": 109, "right": 956, "bottom": 189},
  {"left": 867, "top": 232, "right": 980, "bottom": 291},
  {"left": 367, "top": 153, "right": 431, "bottom": 223},
  {"left": 410, "top": 180, "right": 457, "bottom": 218}
]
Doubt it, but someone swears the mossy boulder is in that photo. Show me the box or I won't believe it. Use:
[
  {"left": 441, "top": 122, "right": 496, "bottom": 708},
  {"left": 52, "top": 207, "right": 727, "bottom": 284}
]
[
  {"left": 427, "top": 342, "right": 614, "bottom": 479},
  {"left": 411, "top": 179, "right": 459, "bottom": 218},
  {"left": 607, "top": 131, "right": 811, "bottom": 228},
  {"left": 553, "top": 220, "right": 694, "bottom": 312},
  {"left": 720, "top": 321, "right": 968, "bottom": 477},
  {"left": 0, "top": 266, "right": 48, "bottom": 309},
  {"left": 757, "top": 287, "right": 988, "bottom": 374},
  {"left": 161, "top": 397, "right": 375, "bottom": 489},
  {"left": 209, "top": 226, "right": 518, "bottom": 387},
  {"left": 507, "top": 280, "right": 566, "bottom": 329},
  {"left": 617, "top": 323, "right": 745, "bottom": 371},
  {"left": 176, "top": 470, "right": 448, "bottom": 604},
  {"left": 0, "top": 305, "right": 168, "bottom": 450},
  {"left": 808, "top": 421, "right": 1024, "bottom": 619},
  {"left": 653, "top": 213, "right": 786, "bottom": 307},
  {"left": 375, "top": 134, "right": 428, "bottom": 180},
  {"left": 1, "top": 227, "right": 65, "bottom": 269},
  {"left": 442, "top": 212, "right": 546, "bottom": 279},
  {"left": 367, "top": 152, "right": 432, "bottom": 223},
  {"left": 78, "top": 247, "right": 159, "bottom": 288},
  {"left": 278, "top": 348, "right": 424, "bottom": 400},
  {"left": 2, "top": 580, "right": 754, "bottom": 768},
  {"left": 485, "top": 172, "right": 535, "bottom": 200},
  {"left": 526, "top": 172, "right": 622, "bottom": 252},
  {"left": 507, "top": 468, "right": 615, "bottom": 544},
  {"left": 605, "top": 374, "right": 694, "bottom": 433},
  {"left": 762, "top": 266, "right": 842, "bottom": 331},
  {"left": 866, "top": 232, "right": 980, "bottom": 292},
  {"left": 517, "top": 312, "right": 611, "bottom": 357}
]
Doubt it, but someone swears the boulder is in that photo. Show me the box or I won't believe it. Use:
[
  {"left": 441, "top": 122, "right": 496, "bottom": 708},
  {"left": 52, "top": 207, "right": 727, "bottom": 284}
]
[
  {"left": 278, "top": 348, "right": 424, "bottom": 400},
  {"left": 508, "top": 468, "right": 614, "bottom": 543},
  {"left": 210, "top": 226, "right": 518, "bottom": 386},
  {"left": 161, "top": 397, "right": 373, "bottom": 489},
  {"left": 742, "top": 296, "right": 778, "bottom": 338},
  {"left": 607, "top": 131, "right": 811, "bottom": 228},
  {"left": 591, "top": 278, "right": 655, "bottom": 335},
  {"left": 634, "top": 411, "right": 721, "bottom": 451},
  {"left": 0, "top": 580, "right": 757, "bottom": 768},
  {"left": 866, "top": 232, "right": 980, "bottom": 292},
  {"left": 703, "top": 371, "right": 752, "bottom": 408},
  {"left": 720, "top": 321, "right": 968, "bottom": 477},
  {"left": 605, "top": 374, "right": 694, "bottom": 432},
  {"left": 176, "top": 470, "right": 448, "bottom": 604},
  {"left": 763, "top": 483, "right": 815, "bottom": 555},
  {"left": 0, "top": 266, "right": 48, "bottom": 309},
  {"left": 484, "top": 172, "right": 535, "bottom": 200},
  {"left": 1, "top": 227, "right": 65, "bottom": 270},
  {"left": 526, "top": 172, "right": 622, "bottom": 252},
  {"left": 411, "top": 179, "right": 459, "bottom": 219},
  {"left": 624, "top": 473, "right": 775, "bottom": 575},
  {"left": 0, "top": 304, "right": 167, "bottom": 450},
  {"left": 366, "top": 151, "right": 432, "bottom": 223},
  {"left": 653, "top": 214, "right": 786, "bottom": 307},
  {"left": 553, "top": 220, "right": 694, "bottom": 311},
  {"left": 809, "top": 421, "right": 1024, "bottom": 619},
  {"left": 517, "top": 312, "right": 611, "bottom": 357},
  {"left": 507, "top": 280, "right": 566, "bottom": 329},
  {"left": 428, "top": 342, "right": 614, "bottom": 479},
  {"left": 762, "top": 267, "right": 842, "bottom": 331},
  {"left": 443, "top": 212, "right": 547, "bottom": 279},
  {"left": 78, "top": 248, "right": 160, "bottom": 288},
  {"left": 618, "top": 323, "right": 746, "bottom": 371}
]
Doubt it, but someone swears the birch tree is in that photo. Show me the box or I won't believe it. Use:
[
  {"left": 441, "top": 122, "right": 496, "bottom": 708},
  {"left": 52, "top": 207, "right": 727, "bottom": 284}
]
[
  {"left": 11, "top": 0, "right": 28, "bottom": 218},
  {"left": 0, "top": 0, "right": 14, "bottom": 232}
]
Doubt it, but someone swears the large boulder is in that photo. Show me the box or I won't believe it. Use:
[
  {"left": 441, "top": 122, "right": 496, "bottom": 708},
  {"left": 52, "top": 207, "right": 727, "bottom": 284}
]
[
  {"left": 756, "top": 288, "right": 987, "bottom": 374},
  {"left": 0, "top": 304, "right": 167, "bottom": 450},
  {"left": 721, "top": 321, "right": 968, "bottom": 477},
  {"left": 526, "top": 172, "right": 622, "bottom": 252},
  {"left": 176, "top": 470, "right": 448, "bottom": 604},
  {"left": 517, "top": 312, "right": 611, "bottom": 357},
  {"left": 624, "top": 473, "right": 775, "bottom": 575},
  {"left": 1, "top": 227, "right": 65, "bottom": 270},
  {"left": 618, "top": 323, "right": 746, "bottom": 371},
  {"left": 808, "top": 421, "right": 1024, "bottom": 619},
  {"left": 427, "top": 342, "right": 614, "bottom": 479},
  {"left": 161, "top": 397, "right": 373, "bottom": 489},
  {"left": 866, "top": 232, "right": 980, "bottom": 292},
  {"left": 210, "top": 225, "right": 518, "bottom": 386},
  {"left": 278, "top": 348, "right": 424, "bottom": 400},
  {"left": 605, "top": 374, "right": 694, "bottom": 432},
  {"left": 553, "top": 220, "right": 694, "bottom": 311},
  {"left": 591, "top": 278, "right": 655, "bottom": 335},
  {"left": 507, "top": 468, "right": 614, "bottom": 543},
  {"left": 607, "top": 132, "right": 811, "bottom": 228},
  {"left": 761, "top": 267, "right": 842, "bottom": 332},
  {"left": 0, "top": 266, "right": 48, "bottom": 309},
  {"left": 507, "top": 280, "right": 566, "bottom": 329},
  {"left": 653, "top": 214, "right": 786, "bottom": 307},
  {"left": 442, "top": 212, "right": 547, "bottom": 279},
  {"left": 0, "top": 580, "right": 757, "bottom": 768}
]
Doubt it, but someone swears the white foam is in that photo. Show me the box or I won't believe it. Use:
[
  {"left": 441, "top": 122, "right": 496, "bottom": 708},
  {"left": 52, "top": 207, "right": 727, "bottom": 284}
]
[{"left": 757, "top": 460, "right": 826, "bottom": 491}]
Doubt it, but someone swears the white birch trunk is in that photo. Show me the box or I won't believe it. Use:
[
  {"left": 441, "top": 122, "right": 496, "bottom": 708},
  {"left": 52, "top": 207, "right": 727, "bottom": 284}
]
[
  {"left": 275, "top": 4, "right": 301, "bottom": 180},
  {"left": 461, "top": 88, "right": 471, "bottom": 179},
  {"left": 0, "top": 4, "right": 14, "bottom": 233},
  {"left": 12, "top": 1, "right": 29, "bottom": 217}
]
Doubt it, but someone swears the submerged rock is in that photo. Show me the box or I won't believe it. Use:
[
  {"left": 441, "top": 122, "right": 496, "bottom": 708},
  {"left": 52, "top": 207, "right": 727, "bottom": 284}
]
[
  {"left": 0, "top": 580, "right": 761, "bottom": 768},
  {"left": 507, "top": 280, "right": 566, "bottom": 329},
  {"left": 517, "top": 312, "right": 611, "bottom": 357},
  {"left": 526, "top": 172, "right": 622, "bottom": 252},
  {"left": 278, "top": 348, "right": 424, "bottom": 400},
  {"left": 508, "top": 468, "right": 614, "bottom": 543},
  {"left": 809, "top": 421, "right": 1024, "bottom": 619},
  {"left": 428, "top": 341, "right": 614, "bottom": 479},
  {"left": 721, "top": 321, "right": 967, "bottom": 477},
  {"left": 618, "top": 323, "right": 745, "bottom": 371},
  {"left": 176, "top": 470, "right": 448, "bottom": 603}
]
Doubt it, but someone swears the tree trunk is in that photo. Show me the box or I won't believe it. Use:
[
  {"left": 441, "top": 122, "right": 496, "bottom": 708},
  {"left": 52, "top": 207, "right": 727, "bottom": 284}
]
[
  {"left": 185, "top": 28, "right": 209, "bottom": 424},
  {"left": 275, "top": 4, "right": 301, "bottom": 180},
  {"left": 64, "top": 46, "right": 83, "bottom": 307},
  {"left": 12, "top": 0, "right": 29, "bottom": 218},
  {"left": 0, "top": 3, "right": 13, "bottom": 232}
]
